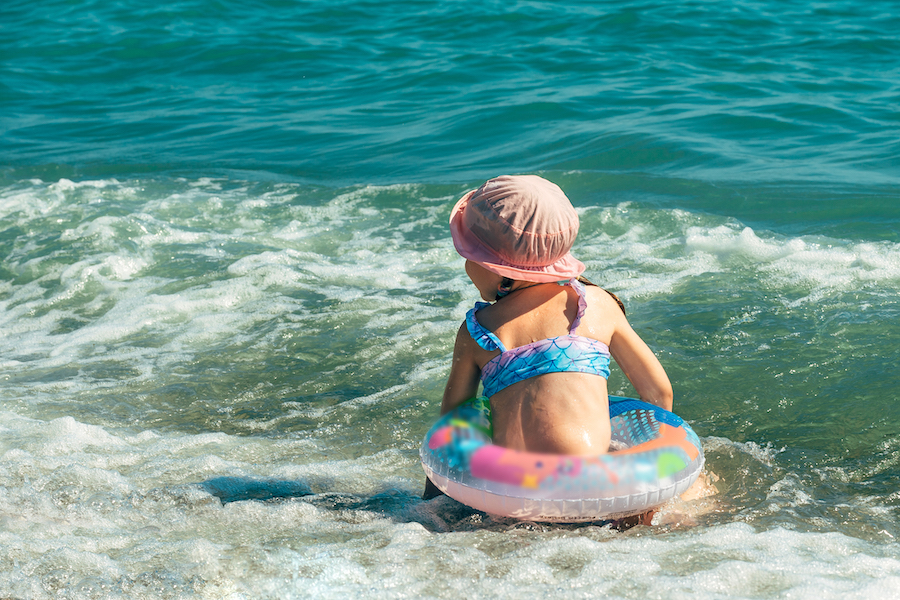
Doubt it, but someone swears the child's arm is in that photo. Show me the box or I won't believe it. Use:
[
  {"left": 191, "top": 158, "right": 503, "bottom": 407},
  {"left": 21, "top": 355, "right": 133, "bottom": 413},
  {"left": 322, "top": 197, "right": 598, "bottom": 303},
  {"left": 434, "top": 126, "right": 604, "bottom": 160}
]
[
  {"left": 440, "top": 321, "right": 482, "bottom": 414},
  {"left": 423, "top": 322, "right": 482, "bottom": 500},
  {"left": 607, "top": 305, "right": 674, "bottom": 411}
]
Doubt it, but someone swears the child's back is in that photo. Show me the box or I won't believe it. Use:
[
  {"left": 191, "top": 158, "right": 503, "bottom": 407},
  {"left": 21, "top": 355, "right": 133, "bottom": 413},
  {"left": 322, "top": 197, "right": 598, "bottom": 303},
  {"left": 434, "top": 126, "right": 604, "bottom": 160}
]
[{"left": 438, "top": 175, "right": 672, "bottom": 454}]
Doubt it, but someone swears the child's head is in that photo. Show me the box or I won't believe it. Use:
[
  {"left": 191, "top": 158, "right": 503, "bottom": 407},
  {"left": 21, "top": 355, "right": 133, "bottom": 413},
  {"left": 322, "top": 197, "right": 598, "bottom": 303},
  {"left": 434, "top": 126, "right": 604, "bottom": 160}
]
[{"left": 450, "top": 175, "right": 584, "bottom": 283}]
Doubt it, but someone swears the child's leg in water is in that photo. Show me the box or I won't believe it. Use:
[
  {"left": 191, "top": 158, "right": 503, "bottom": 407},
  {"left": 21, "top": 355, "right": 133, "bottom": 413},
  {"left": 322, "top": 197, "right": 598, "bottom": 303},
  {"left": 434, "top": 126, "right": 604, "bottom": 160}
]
[
  {"left": 422, "top": 477, "right": 444, "bottom": 500},
  {"left": 613, "top": 471, "right": 719, "bottom": 529}
]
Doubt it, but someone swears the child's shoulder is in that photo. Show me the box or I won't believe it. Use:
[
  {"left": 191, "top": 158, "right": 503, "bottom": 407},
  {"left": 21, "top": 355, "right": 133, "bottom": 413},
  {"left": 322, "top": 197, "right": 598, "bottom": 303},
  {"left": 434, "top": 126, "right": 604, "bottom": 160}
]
[{"left": 581, "top": 282, "right": 627, "bottom": 319}]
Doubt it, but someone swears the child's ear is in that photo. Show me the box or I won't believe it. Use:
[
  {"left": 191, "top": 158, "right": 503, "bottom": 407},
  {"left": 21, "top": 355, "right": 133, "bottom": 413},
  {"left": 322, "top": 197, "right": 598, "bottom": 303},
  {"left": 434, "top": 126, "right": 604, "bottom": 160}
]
[{"left": 495, "top": 278, "right": 514, "bottom": 301}]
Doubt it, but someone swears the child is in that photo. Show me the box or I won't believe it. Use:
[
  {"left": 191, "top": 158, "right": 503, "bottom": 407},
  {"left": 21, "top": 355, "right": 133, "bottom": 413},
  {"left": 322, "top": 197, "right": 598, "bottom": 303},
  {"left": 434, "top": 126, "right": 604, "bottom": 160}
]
[{"left": 424, "top": 175, "right": 674, "bottom": 503}]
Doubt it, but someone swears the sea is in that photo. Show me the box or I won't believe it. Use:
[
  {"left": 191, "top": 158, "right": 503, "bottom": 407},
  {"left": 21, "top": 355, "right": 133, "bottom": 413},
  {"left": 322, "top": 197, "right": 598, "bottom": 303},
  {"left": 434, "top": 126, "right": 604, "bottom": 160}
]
[{"left": 1, "top": 0, "right": 899, "bottom": 598}]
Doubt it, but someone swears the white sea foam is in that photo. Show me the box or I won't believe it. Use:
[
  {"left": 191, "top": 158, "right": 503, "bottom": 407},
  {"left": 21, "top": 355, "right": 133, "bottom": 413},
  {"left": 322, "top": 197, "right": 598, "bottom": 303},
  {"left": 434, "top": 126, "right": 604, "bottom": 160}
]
[
  {"left": 14, "top": 182, "right": 873, "bottom": 385},
  {"left": 577, "top": 204, "right": 900, "bottom": 303},
  {"left": 2, "top": 408, "right": 899, "bottom": 600},
  {"left": 685, "top": 225, "right": 900, "bottom": 295},
  {"left": 2, "top": 178, "right": 899, "bottom": 599},
  {"left": 703, "top": 436, "right": 782, "bottom": 468}
]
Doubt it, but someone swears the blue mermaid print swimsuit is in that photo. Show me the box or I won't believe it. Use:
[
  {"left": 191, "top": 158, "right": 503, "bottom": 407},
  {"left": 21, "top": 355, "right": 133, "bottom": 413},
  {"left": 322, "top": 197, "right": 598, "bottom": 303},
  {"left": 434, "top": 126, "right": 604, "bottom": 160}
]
[{"left": 466, "top": 278, "right": 611, "bottom": 397}]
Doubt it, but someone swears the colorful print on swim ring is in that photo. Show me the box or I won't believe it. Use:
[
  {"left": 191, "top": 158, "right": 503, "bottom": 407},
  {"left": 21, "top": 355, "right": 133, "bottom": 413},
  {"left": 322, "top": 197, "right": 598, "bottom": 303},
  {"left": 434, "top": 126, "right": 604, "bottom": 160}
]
[{"left": 420, "top": 396, "right": 704, "bottom": 522}]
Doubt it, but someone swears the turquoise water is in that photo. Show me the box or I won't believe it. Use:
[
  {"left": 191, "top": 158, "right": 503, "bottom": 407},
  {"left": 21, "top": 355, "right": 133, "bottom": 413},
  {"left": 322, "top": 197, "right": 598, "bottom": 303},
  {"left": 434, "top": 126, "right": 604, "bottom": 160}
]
[{"left": 2, "top": 1, "right": 900, "bottom": 598}]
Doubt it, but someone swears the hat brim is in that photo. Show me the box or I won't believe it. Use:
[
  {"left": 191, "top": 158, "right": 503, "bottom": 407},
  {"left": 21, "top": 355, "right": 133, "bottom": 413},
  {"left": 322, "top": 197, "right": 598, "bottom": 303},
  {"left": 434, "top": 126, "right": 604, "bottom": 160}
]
[{"left": 449, "top": 190, "right": 585, "bottom": 283}]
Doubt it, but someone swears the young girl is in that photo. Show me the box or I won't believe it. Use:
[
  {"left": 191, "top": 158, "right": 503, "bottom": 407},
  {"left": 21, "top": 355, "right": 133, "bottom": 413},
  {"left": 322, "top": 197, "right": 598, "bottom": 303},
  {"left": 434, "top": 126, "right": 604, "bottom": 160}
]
[{"left": 424, "top": 174, "right": 675, "bottom": 503}]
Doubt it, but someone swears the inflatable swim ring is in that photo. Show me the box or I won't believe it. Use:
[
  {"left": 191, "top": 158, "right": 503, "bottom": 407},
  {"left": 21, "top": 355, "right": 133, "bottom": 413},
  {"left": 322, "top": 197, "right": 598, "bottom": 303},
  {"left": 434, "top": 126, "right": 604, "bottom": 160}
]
[{"left": 420, "top": 396, "right": 704, "bottom": 522}]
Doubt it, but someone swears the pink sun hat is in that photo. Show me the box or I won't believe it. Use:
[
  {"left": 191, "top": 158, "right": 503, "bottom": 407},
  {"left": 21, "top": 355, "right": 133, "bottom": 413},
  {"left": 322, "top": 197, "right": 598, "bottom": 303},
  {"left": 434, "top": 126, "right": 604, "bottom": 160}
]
[{"left": 449, "top": 175, "right": 585, "bottom": 283}]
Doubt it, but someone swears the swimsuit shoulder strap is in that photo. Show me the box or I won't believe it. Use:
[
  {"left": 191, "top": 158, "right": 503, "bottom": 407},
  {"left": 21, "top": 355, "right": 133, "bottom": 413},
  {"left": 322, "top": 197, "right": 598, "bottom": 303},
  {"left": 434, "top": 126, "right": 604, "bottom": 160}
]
[
  {"left": 465, "top": 302, "right": 507, "bottom": 352},
  {"left": 563, "top": 278, "right": 588, "bottom": 333}
]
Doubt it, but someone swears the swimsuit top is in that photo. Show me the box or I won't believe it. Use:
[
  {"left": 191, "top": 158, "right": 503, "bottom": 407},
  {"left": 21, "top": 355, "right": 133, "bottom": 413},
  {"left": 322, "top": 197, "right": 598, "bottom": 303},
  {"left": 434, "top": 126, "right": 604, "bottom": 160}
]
[{"left": 466, "top": 278, "right": 612, "bottom": 398}]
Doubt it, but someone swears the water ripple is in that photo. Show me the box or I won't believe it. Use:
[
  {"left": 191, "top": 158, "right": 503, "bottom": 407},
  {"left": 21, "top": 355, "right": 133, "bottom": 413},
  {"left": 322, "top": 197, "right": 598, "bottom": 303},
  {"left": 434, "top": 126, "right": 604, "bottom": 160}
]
[{"left": 2, "top": 0, "right": 898, "bottom": 183}]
